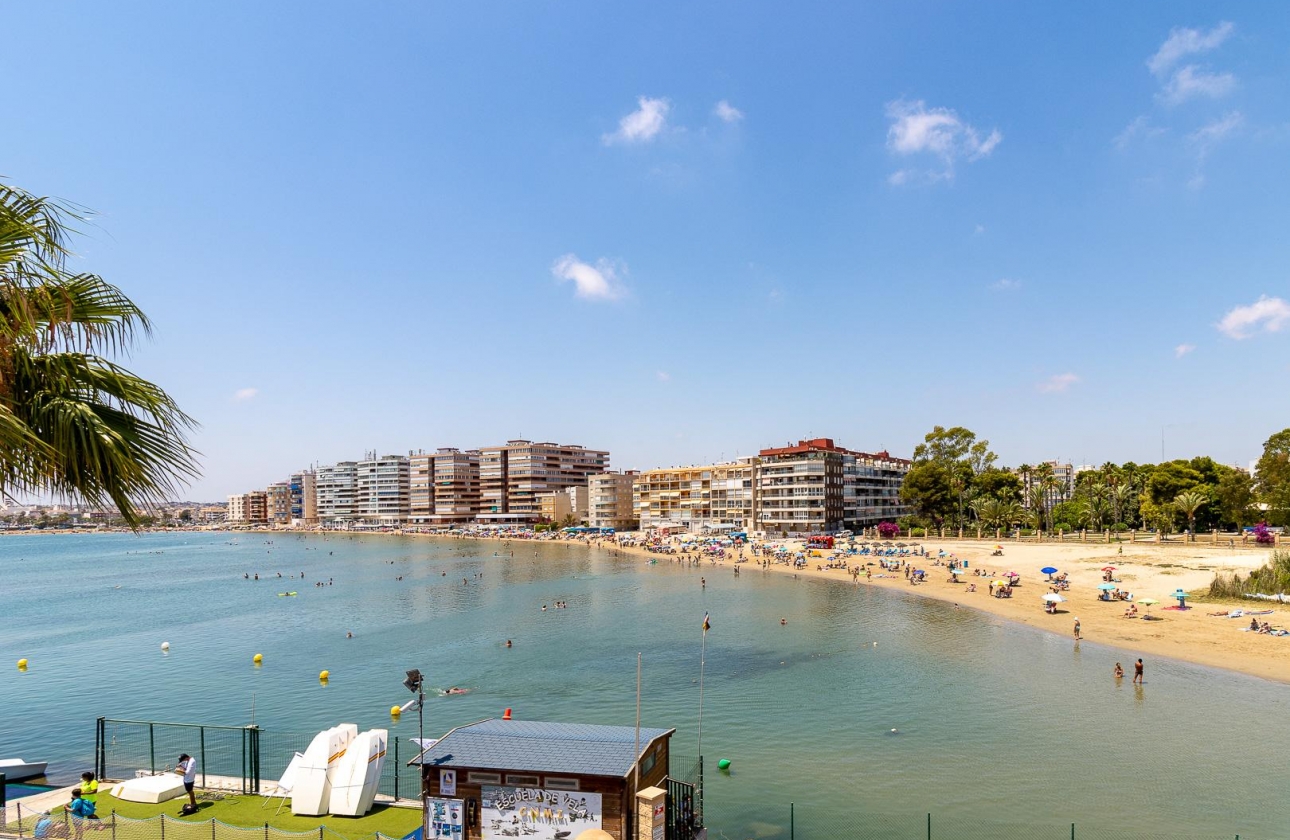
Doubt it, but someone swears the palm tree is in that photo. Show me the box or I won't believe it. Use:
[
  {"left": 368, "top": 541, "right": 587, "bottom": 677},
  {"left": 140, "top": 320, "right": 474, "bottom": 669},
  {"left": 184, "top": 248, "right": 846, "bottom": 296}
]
[
  {"left": 1079, "top": 496, "right": 1109, "bottom": 531},
  {"left": 1109, "top": 483, "right": 1136, "bottom": 527},
  {"left": 1173, "top": 491, "right": 1207, "bottom": 541},
  {"left": 1, "top": 182, "right": 197, "bottom": 526}
]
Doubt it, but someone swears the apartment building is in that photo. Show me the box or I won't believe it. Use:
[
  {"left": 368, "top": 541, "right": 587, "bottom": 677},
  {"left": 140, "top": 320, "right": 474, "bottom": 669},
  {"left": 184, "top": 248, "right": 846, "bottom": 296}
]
[
  {"left": 266, "top": 482, "right": 292, "bottom": 526},
  {"left": 588, "top": 471, "right": 638, "bottom": 531},
  {"left": 758, "top": 439, "right": 911, "bottom": 535},
  {"left": 316, "top": 461, "right": 358, "bottom": 523},
  {"left": 1016, "top": 461, "right": 1077, "bottom": 510},
  {"left": 477, "top": 440, "right": 609, "bottom": 524},
  {"left": 226, "top": 490, "right": 268, "bottom": 525},
  {"left": 355, "top": 454, "right": 410, "bottom": 525},
  {"left": 409, "top": 448, "right": 483, "bottom": 525},
  {"left": 538, "top": 491, "right": 573, "bottom": 523},
  {"left": 289, "top": 470, "right": 317, "bottom": 526},
  {"left": 633, "top": 459, "right": 757, "bottom": 533},
  {"left": 846, "top": 450, "right": 912, "bottom": 526}
]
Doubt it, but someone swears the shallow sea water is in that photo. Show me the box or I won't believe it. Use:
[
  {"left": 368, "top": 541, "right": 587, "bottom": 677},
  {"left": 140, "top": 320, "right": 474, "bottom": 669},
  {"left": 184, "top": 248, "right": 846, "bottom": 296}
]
[{"left": 2, "top": 532, "right": 1287, "bottom": 837}]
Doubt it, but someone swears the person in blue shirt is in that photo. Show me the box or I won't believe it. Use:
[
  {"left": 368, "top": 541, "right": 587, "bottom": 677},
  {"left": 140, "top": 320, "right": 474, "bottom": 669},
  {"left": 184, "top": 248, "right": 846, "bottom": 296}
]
[{"left": 68, "top": 789, "right": 96, "bottom": 839}]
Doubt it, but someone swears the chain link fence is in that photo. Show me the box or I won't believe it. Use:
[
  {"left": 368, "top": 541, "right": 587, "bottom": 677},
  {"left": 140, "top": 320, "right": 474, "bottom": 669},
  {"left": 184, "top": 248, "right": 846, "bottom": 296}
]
[
  {"left": 97, "top": 720, "right": 422, "bottom": 802},
  {"left": 759, "top": 805, "right": 1268, "bottom": 840}
]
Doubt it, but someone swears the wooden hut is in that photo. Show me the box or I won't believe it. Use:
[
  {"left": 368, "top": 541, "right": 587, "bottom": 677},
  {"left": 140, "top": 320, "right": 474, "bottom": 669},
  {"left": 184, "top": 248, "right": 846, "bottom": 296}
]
[{"left": 417, "top": 718, "right": 675, "bottom": 840}]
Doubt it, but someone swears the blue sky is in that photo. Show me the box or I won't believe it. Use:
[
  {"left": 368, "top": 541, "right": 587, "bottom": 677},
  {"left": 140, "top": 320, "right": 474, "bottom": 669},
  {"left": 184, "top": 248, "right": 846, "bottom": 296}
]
[{"left": 6, "top": 2, "right": 1290, "bottom": 499}]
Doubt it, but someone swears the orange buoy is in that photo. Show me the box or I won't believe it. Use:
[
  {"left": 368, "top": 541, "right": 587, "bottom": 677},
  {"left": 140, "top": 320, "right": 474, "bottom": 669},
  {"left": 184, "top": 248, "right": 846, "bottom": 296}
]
[{"left": 503, "top": 708, "right": 512, "bottom": 721}]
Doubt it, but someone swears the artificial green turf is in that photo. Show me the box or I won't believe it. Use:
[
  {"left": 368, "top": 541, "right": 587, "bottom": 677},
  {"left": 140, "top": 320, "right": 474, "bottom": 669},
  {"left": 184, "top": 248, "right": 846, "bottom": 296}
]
[{"left": 64, "top": 793, "right": 420, "bottom": 840}]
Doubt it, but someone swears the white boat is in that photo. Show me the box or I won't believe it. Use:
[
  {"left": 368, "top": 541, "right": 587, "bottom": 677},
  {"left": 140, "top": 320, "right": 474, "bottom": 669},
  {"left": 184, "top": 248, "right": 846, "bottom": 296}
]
[
  {"left": 327, "top": 729, "right": 387, "bottom": 816},
  {"left": 0, "top": 759, "right": 47, "bottom": 782},
  {"left": 291, "top": 724, "right": 357, "bottom": 816}
]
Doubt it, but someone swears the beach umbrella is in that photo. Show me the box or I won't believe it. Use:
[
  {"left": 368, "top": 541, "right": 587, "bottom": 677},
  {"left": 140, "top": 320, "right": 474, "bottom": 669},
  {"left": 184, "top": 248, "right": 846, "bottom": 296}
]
[
  {"left": 1102, "top": 566, "right": 1117, "bottom": 572},
  {"left": 1174, "top": 589, "right": 1189, "bottom": 608},
  {"left": 1139, "top": 597, "right": 1159, "bottom": 617},
  {"left": 1041, "top": 566, "right": 1058, "bottom": 577},
  {"left": 950, "top": 568, "right": 964, "bottom": 575},
  {"left": 1098, "top": 583, "right": 1117, "bottom": 590},
  {"left": 1042, "top": 593, "right": 1067, "bottom": 603},
  {"left": 1005, "top": 572, "right": 1020, "bottom": 579},
  {"left": 991, "top": 580, "right": 1006, "bottom": 586}
]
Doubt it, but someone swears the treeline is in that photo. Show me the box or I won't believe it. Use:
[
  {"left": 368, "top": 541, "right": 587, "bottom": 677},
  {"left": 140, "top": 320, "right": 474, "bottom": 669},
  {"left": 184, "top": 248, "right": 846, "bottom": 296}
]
[{"left": 898, "top": 425, "right": 1290, "bottom": 535}]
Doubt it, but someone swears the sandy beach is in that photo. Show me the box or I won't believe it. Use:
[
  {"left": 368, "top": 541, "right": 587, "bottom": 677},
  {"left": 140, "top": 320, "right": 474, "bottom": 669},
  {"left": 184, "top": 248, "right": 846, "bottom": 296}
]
[{"left": 601, "top": 535, "right": 1290, "bottom": 684}]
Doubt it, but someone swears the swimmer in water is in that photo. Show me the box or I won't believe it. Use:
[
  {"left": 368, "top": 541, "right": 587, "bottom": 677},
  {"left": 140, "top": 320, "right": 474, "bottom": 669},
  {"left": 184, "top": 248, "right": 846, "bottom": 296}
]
[
  {"left": 506, "top": 640, "right": 512, "bottom": 648},
  {"left": 346, "top": 631, "right": 353, "bottom": 638},
  {"left": 780, "top": 618, "right": 787, "bottom": 625}
]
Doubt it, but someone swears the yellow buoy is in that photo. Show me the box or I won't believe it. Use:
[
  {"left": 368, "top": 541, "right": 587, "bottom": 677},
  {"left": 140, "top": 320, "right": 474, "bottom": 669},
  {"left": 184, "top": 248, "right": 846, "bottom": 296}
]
[
  {"left": 319, "top": 669, "right": 330, "bottom": 681},
  {"left": 17, "top": 658, "right": 28, "bottom": 670},
  {"left": 390, "top": 705, "right": 401, "bottom": 716},
  {"left": 253, "top": 653, "right": 263, "bottom": 664}
]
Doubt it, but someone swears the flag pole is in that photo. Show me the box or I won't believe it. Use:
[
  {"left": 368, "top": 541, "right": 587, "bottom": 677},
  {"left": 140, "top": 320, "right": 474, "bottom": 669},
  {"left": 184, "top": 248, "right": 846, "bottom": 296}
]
[
  {"left": 697, "top": 613, "right": 708, "bottom": 759},
  {"left": 633, "top": 652, "right": 642, "bottom": 794}
]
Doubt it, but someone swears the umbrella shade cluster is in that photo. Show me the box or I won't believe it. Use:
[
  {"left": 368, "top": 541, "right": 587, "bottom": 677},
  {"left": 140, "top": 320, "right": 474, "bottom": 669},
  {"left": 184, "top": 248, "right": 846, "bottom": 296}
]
[{"left": 1041, "top": 566, "right": 1058, "bottom": 576}]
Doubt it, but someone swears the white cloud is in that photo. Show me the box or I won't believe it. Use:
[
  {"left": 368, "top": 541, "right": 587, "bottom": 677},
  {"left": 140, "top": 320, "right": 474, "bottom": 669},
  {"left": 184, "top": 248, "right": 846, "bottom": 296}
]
[
  {"left": 1190, "top": 111, "right": 1243, "bottom": 152},
  {"left": 885, "top": 99, "right": 1001, "bottom": 183},
  {"left": 1037, "top": 373, "right": 1079, "bottom": 393},
  {"left": 603, "top": 96, "right": 670, "bottom": 145},
  {"left": 990, "top": 278, "right": 1021, "bottom": 291},
  {"left": 550, "top": 254, "right": 628, "bottom": 301},
  {"left": 1160, "top": 65, "right": 1236, "bottom": 104},
  {"left": 1148, "top": 22, "right": 1235, "bottom": 76},
  {"left": 1114, "top": 115, "right": 1166, "bottom": 150},
  {"left": 232, "top": 388, "right": 258, "bottom": 402},
  {"left": 713, "top": 100, "right": 744, "bottom": 123},
  {"left": 1217, "top": 295, "right": 1290, "bottom": 339},
  {"left": 656, "top": 371, "right": 671, "bottom": 383},
  {"left": 1174, "top": 343, "right": 1196, "bottom": 358}
]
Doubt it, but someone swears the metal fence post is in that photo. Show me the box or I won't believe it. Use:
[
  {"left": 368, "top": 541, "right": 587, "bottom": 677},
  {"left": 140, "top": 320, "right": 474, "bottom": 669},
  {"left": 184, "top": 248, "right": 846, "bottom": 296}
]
[
  {"left": 265, "top": 822, "right": 269, "bottom": 840},
  {"left": 200, "top": 727, "right": 207, "bottom": 790},
  {"left": 16, "top": 802, "right": 23, "bottom": 838},
  {"left": 161, "top": 814, "right": 166, "bottom": 840},
  {"left": 393, "top": 738, "right": 399, "bottom": 801},
  {"left": 96, "top": 717, "right": 106, "bottom": 781},
  {"left": 789, "top": 803, "right": 793, "bottom": 840},
  {"left": 150, "top": 723, "right": 157, "bottom": 774},
  {"left": 927, "top": 812, "right": 931, "bottom": 840},
  {"left": 253, "top": 726, "right": 261, "bottom": 794},
  {"left": 1071, "top": 823, "right": 1074, "bottom": 840},
  {"left": 112, "top": 811, "right": 117, "bottom": 840},
  {"left": 212, "top": 817, "right": 217, "bottom": 840}
]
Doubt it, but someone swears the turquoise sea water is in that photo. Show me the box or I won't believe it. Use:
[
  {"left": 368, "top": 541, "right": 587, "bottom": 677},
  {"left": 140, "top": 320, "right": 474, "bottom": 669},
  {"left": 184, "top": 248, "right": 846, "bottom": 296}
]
[{"left": 2, "top": 532, "right": 1288, "bottom": 838}]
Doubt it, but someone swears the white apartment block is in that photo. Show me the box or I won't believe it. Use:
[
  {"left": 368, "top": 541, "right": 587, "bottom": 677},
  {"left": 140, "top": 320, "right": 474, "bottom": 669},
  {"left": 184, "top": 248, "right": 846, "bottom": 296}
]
[
  {"left": 588, "top": 471, "right": 638, "bottom": 531},
  {"left": 356, "top": 454, "right": 410, "bottom": 525},
  {"left": 316, "top": 461, "right": 358, "bottom": 523}
]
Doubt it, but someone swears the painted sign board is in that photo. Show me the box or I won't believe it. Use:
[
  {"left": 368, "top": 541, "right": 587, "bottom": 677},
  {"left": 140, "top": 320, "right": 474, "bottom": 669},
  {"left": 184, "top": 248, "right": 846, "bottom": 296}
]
[
  {"left": 425, "top": 797, "right": 465, "bottom": 840},
  {"left": 480, "top": 786, "right": 603, "bottom": 840}
]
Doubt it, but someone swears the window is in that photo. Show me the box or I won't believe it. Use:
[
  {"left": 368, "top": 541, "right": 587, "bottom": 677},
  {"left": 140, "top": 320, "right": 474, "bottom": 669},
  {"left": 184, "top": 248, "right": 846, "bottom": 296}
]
[
  {"left": 544, "top": 777, "right": 580, "bottom": 791},
  {"left": 640, "top": 750, "right": 657, "bottom": 775},
  {"left": 467, "top": 772, "right": 501, "bottom": 785},
  {"left": 506, "top": 774, "right": 540, "bottom": 787}
]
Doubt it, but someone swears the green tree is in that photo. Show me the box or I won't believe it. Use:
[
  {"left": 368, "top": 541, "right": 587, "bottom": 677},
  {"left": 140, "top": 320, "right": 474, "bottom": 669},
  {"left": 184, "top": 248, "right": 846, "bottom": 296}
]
[
  {"left": 1173, "top": 490, "right": 1207, "bottom": 539},
  {"left": 972, "top": 469, "right": 1023, "bottom": 504},
  {"left": 910, "top": 426, "right": 997, "bottom": 529},
  {"left": 1079, "top": 496, "right": 1109, "bottom": 531},
  {"left": 1255, "top": 429, "right": 1290, "bottom": 526},
  {"left": 899, "top": 461, "right": 955, "bottom": 527},
  {"left": 1215, "top": 469, "right": 1255, "bottom": 529},
  {"left": 0, "top": 183, "right": 198, "bottom": 526}
]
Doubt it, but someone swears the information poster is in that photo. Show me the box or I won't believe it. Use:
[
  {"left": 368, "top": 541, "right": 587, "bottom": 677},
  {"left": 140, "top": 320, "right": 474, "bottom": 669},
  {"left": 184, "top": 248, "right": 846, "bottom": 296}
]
[
  {"left": 480, "top": 786, "right": 603, "bottom": 840},
  {"left": 425, "top": 797, "right": 465, "bottom": 840}
]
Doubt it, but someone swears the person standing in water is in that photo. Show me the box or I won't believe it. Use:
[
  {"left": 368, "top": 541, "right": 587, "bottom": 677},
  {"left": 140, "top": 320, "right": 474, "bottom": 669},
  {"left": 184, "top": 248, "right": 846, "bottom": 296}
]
[
  {"left": 1073, "top": 617, "right": 1081, "bottom": 640},
  {"left": 1133, "top": 658, "right": 1144, "bottom": 685}
]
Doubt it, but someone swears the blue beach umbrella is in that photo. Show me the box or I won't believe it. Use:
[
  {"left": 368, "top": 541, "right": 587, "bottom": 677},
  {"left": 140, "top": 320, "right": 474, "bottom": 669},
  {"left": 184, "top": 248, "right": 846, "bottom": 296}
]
[
  {"left": 1041, "top": 566, "right": 1058, "bottom": 578},
  {"left": 1098, "top": 583, "right": 1117, "bottom": 590}
]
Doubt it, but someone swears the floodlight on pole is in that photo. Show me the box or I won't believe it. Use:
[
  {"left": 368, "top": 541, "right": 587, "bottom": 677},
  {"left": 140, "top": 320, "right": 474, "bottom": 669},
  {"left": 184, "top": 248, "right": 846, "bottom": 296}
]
[{"left": 402, "top": 668, "right": 426, "bottom": 769}]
